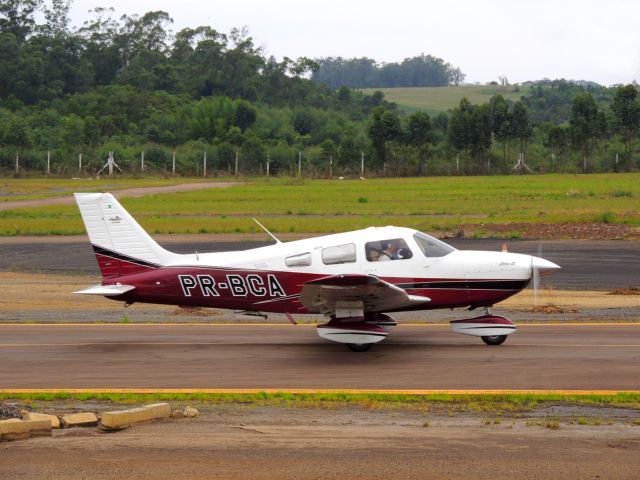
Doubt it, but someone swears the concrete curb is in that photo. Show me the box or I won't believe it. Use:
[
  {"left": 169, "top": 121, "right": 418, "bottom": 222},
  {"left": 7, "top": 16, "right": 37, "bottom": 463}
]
[
  {"left": 22, "top": 412, "right": 61, "bottom": 428},
  {"left": 100, "top": 403, "right": 171, "bottom": 430},
  {"left": 60, "top": 412, "right": 98, "bottom": 428},
  {"left": 0, "top": 419, "right": 52, "bottom": 441}
]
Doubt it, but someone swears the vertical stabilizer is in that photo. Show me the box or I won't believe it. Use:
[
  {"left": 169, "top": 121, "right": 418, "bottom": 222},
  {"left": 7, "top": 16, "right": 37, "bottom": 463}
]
[{"left": 74, "top": 193, "right": 176, "bottom": 277}]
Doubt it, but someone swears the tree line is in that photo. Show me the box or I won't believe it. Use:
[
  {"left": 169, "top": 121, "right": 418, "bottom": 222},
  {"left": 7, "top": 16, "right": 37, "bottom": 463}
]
[
  {"left": 0, "top": 1, "right": 638, "bottom": 177},
  {"left": 361, "top": 83, "right": 638, "bottom": 176},
  {"left": 310, "top": 55, "right": 465, "bottom": 89}
]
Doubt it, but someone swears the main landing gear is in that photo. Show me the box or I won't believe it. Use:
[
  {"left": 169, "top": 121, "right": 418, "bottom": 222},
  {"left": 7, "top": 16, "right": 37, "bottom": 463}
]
[
  {"left": 347, "top": 343, "right": 373, "bottom": 352},
  {"left": 317, "top": 313, "right": 398, "bottom": 352}
]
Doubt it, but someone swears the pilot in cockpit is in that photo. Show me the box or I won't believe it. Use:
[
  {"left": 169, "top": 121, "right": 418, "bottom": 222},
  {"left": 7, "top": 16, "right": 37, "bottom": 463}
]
[{"left": 378, "top": 241, "right": 398, "bottom": 261}]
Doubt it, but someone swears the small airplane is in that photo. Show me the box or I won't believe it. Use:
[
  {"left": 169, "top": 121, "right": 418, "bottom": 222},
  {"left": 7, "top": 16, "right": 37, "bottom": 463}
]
[{"left": 74, "top": 192, "right": 560, "bottom": 352}]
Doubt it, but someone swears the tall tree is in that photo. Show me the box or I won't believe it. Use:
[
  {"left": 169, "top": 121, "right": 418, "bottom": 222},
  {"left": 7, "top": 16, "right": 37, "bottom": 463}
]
[
  {"left": 545, "top": 124, "right": 569, "bottom": 169},
  {"left": 406, "top": 111, "right": 433, "bottom": 173},
  {"left": 40, "top": 0, "right": 70, "bottom": 38},
  {"left": 448, "top": 98, "right": 491, "bottom": 173},
  {"left": 570, "top": 92, "right": 600, "bottom": 172},
  {"left": 510, "top": 100, "right": 533, "bottom": 164},
  {"left": 611, "top": 84, "right": 640, "bottom": 171},
  {"left": 4, "top": 115, "right": 31, "bottom": 170},
  {"left": 0, "top": 0, "right": 41, "bottom": 43},
  {"left": 488, "top": 94, "right": 511, "bottom": 164},
  {"left": 367, "top": 106, "right": 401, "bottom": 166},
  {"left": 407, "top": 111, "right": 432, "bottom": 146},
  {"left": 232, "top": 100, "right": 256, "bottom": 132}
]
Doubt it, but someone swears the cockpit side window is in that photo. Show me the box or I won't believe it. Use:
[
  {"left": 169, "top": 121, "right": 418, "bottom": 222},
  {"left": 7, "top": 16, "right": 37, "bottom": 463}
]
[
  {"left": 413, "top": 232, "right": 455, "bottom": 258},
  {"left": 322, "top": 243, "right": 357, "bottom": 265},
  {"left": 365, "top": 238, "right": 412, "bottom": 262},
  {"left": 285, "top": 252, "right": 312, "bottom": 267}
]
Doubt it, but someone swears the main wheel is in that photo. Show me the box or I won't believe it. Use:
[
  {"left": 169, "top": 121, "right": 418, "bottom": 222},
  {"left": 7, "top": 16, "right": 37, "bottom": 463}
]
[
  {"left": 347, "top": 343, "right": 372, "bottom": 352},
  {"left": 481, "top": 335, "right": 507, "bottom": 346}
]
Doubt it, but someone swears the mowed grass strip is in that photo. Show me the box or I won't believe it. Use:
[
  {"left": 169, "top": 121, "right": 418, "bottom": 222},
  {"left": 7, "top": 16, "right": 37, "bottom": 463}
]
[
  {"left": 360, "top": 85, "right": 531, "bottom": 115},
  {"left": 0, "top": 174, "right": 638, "bottom": 236},
  {"left": 2, "top": 391, "right": 640, "bottom": 412}
]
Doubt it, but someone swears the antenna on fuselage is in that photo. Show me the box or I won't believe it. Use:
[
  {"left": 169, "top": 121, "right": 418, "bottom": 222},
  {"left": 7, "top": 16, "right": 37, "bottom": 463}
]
[{"left": 252, "top": 218, "right": 282, "bottom": 244}]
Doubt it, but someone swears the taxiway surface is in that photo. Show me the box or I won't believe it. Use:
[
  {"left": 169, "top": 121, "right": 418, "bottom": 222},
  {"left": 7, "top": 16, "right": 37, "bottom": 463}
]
[
  {"left": 0, "top": 237, "right": 638, "bottom": 290},
  {"left": 1, "top": 324, "right": 639, "bottom": 390}
]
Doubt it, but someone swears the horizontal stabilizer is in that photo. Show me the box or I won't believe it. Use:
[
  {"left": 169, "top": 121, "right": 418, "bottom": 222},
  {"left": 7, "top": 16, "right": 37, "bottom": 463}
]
[{"left": 74, "top": 284, "right": 136, "bottom": 296}]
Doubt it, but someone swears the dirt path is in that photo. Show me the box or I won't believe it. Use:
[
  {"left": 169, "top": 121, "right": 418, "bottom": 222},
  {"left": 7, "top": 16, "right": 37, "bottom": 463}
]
[
  {"left": 0, "top": 181, "right": 240, "bottom": 210},
  {"left": 2, "top": 404, "right": 639, "bottom": 479}
]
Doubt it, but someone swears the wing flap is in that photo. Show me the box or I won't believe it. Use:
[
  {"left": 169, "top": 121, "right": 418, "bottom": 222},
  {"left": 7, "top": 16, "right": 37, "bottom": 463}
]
[{"left": 300, "top": 274, "right": 430, "bottom": 314}]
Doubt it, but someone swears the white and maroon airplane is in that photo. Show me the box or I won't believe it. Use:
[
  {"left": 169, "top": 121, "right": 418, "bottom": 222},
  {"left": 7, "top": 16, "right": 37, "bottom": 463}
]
[{"left": 74, "top": 192, "right": 560, "bottom": 352}]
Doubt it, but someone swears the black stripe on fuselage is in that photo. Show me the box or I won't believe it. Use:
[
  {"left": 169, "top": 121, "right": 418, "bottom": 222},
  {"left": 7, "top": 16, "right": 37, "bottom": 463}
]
[
  {"left": 319, "top": 332, "right": 388, "bottom": 337},
  {"left": 396, "top": 280, "right": 529, "bottom": 290},
  {"left": 455, "top": 325, "right": 517, "bottom": 330},
  {"left": 92, "top": 244, "right": 160, "bottom": 269}
]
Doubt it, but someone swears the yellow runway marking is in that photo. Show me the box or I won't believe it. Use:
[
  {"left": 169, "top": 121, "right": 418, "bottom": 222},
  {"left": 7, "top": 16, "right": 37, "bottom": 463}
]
[
  {"left": 2, "top": 388, "right": 639, "bottom": 395},
  {"left": 0, "top": 342, "right": 300, "bottom": 347},
  {"left": 1, "top": 343, "right": 640, "bottom": 348},
  {"left": 0, "top": 323, "right": 638, "bottom": 327}
]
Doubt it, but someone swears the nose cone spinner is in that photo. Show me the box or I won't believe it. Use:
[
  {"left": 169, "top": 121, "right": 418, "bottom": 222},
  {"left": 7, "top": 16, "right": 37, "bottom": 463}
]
[{"left": 531, "top": 256, "right": 561, "bottom": 276}]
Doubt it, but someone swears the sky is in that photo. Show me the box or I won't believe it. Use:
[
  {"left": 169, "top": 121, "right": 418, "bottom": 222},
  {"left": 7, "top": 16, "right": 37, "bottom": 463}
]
[{"left": 68, "top": 0, "right": 640, "bottom": 86}]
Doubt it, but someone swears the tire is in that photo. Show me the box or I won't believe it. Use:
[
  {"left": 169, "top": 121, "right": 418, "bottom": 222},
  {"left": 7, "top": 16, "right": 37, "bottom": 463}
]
[
  {"left": 347, "top": 343, "right": 372, "bottom": 352},
  {"left": 481, "top": 335, "right": 507, "bottom": 346}
]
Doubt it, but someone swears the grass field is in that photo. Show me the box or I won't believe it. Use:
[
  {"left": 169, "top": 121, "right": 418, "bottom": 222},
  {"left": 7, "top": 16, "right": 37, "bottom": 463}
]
[
  {"left": 361, "top": 85, "right": 531, "bottom": 115},
  {"left": 2, "top": 391, "right": 640, "bottom": 413},
  {"left": 0, "top": 174, "right": 638, "bottom": 236}
]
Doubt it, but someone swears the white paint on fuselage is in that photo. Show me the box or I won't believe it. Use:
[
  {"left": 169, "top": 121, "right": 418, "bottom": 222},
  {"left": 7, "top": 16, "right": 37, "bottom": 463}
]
[{"left": 164, "top": 226, "right": 535, "bottom": 282}]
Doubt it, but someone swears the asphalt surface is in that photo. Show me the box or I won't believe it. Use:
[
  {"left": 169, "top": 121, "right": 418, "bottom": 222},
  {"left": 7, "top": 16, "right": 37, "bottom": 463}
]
[
  {"left": 0, "top": 237, "right": 638, "bottom": 290},
  {"left": 1, "top": 324, "right": 639, "bottom": 390}
]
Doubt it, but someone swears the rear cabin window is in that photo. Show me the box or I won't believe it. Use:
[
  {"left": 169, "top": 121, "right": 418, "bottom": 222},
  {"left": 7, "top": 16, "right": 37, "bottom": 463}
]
[
  {"left": 285, "top": 252, "right": 312, "bottom": 267},
  {"left": 413, "top": 232, "right": 455, "bottom": 258},
  {"left": 322, "top": 243, "right": 356, "bottom": 265},
  {"left": 366, "top": 238, "right": 413, "bottom": 262}
]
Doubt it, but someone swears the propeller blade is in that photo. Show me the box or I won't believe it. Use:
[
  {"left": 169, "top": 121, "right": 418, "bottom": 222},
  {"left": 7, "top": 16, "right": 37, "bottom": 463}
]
[
  {"left": 533, "top": 261, "right": 540, "bottom": 306},
  {"left": 534, "top": 242, "right": 542, "bottom": 306}
]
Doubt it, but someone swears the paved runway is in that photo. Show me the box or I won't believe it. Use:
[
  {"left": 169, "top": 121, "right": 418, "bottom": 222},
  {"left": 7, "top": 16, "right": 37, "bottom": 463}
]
[{"left": 1, "top": 324, "right": 639, "bottom": 390}]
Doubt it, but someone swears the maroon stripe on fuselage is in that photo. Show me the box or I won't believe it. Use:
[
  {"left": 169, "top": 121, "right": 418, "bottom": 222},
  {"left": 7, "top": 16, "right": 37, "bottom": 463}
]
[
  {"left": 95, "top": 253, "right": 156, "bottom": 278},
  {"left": 103, "top": 266, "right": 528, "bottom": 313}
]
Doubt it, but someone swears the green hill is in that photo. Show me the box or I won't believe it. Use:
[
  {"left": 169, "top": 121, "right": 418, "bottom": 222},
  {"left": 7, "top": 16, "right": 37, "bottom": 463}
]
[{"left": 361, "top": 85, "right": 531, "bottom": 115}]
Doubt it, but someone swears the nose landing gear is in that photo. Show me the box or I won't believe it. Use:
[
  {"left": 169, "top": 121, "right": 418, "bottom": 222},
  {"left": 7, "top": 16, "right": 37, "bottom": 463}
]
[
  {"left": 450, "top": 307, "right": 516, "bottom": 345},
  {"left": 481, "top": 334, "right": 508, "bottom": 345}
]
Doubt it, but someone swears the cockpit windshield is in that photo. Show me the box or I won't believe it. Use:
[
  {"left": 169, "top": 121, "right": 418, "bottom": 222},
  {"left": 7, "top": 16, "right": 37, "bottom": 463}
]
[{"left": 413, "top": 232, "right": 456, "bottom": 258}]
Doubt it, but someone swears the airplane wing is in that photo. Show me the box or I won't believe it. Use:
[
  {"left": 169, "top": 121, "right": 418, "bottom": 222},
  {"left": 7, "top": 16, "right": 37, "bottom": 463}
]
[{"left": 300, "top": 274, "right": 430, "bottom": 315}]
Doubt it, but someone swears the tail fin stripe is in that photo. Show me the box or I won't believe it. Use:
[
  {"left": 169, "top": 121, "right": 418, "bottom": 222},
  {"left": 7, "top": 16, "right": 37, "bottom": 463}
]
[{"left": 92, "top": 244, "right": 161, "bottom": 269}]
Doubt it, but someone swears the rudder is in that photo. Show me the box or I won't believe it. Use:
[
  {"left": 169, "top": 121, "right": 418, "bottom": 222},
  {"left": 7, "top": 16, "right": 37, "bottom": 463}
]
[{"left": 74, "top": 193, "right": 176, "bottom": 278}]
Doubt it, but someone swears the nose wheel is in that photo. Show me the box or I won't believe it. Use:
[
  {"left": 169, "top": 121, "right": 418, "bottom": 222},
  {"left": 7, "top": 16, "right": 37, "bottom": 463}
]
[{"left": 481, "top": 335, "right": 507, "bottom": 346}]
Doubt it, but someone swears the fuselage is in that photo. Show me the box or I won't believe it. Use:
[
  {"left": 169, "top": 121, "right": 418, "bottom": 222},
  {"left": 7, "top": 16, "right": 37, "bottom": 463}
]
[{"left": 97, "top": 226, "right": 542, "bottom": 314}]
